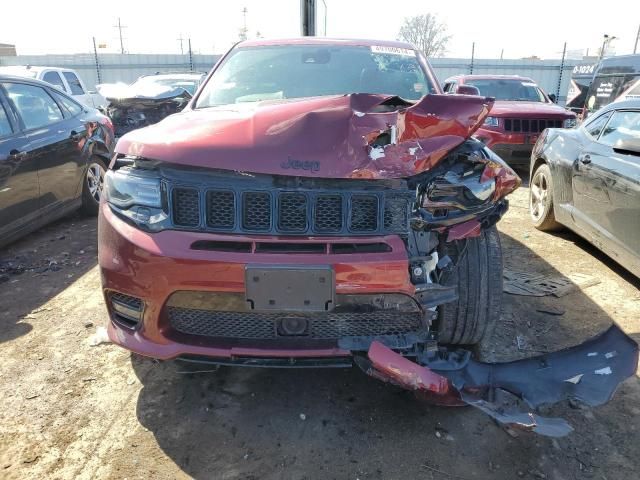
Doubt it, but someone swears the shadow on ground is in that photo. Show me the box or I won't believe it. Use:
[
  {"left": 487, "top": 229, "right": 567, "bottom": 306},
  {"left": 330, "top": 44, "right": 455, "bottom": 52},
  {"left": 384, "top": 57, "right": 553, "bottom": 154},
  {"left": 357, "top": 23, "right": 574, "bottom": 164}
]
[
  {"left": 0, "top": 213, "right": 98, "bottom": 344},
  {"left": 129, "top": 231, "right": 640, "bottom": 480}
]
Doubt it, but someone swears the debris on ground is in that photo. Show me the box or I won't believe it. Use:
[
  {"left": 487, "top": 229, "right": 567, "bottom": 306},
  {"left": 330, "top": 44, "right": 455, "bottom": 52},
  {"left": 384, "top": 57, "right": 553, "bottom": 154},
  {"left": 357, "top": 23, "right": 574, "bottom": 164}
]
[
  {"left": 89, "top": 326, "right": 110, "bottom": 346},
  {"left": 503, "top": 270, "right": 601, "bottom": 297}
]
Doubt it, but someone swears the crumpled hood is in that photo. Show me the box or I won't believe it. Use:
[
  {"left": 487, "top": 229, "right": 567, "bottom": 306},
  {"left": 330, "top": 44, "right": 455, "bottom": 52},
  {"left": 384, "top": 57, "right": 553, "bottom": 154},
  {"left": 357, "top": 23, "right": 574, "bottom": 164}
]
[
  {"left": 489, "top": 101, "right": 574, "bottom": 118},
  {"left": 115, "top": 93, "right": 494, "bottom": 179}
]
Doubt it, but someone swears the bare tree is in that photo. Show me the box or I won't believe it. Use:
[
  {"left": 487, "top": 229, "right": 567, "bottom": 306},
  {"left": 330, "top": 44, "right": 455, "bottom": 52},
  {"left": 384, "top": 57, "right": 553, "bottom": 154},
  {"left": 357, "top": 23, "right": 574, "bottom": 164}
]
[{"left": 397, "top": 14, "right": 451, "bottom": 58}]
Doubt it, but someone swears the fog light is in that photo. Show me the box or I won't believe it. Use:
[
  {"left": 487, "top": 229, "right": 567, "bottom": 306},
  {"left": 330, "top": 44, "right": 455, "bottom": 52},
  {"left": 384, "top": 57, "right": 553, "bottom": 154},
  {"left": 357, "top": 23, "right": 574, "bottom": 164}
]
[{"left": 109, "top": 292, "right": 143, "bottom": 328}]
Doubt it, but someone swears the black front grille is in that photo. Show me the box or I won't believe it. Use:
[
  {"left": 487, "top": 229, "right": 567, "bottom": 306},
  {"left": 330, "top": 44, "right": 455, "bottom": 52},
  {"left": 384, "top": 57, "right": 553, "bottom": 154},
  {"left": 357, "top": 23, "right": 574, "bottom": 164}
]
[
  {"left": 503, "top": 118, "right": 563, "bottom": 133},
  {"left": 168, "top": 306, "right": 422, "bottom": 340},
  {"left": 350, "top": 196, "right": 378, "bottom": 231},
  {"left": 278, "top": 193, "right": 307, "bottom": 232},
  {"left": 173, "top": 188, "right": 200, "bottom": 226},
  {"left": 206, "top": 190, "right": 235, "bottom": 229},
  {"left": 243, "top": 192, "right": 271, "bottom": 231},
  {"left": 314, "top": 195, "right": 343, "bottom": 233},
  {"left": 169, "top": 179, "right": 412, "bottom": 236}
]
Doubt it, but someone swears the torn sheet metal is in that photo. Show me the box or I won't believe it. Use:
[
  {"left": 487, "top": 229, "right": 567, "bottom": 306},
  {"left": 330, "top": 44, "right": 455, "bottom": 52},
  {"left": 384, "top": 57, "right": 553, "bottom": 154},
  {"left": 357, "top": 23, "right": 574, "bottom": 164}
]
[
  {"left": 503, "top": 270, "right": 601, "bottom": 297},
  {"left": 115, "top": 93, "right": 494, "bottom": 179},
  {"left": 357, "top": 324, "right": 638, "bottom": 437}
]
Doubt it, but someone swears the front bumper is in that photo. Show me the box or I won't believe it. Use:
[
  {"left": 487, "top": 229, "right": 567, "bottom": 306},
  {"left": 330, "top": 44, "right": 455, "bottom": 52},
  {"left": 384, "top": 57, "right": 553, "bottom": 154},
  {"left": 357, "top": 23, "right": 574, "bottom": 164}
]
[{"left": 99, "top": 202, "right": 421, "bottom": 360}]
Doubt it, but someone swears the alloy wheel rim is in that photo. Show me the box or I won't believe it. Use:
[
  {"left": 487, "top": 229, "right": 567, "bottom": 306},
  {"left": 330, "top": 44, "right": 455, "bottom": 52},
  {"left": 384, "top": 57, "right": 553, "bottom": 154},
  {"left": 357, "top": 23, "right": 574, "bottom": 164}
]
[
  {"left": 530, "top": 171, "right": 549, "bottom": 221},
  {"left": 87, "top": 163, "right": 105, "bottom": 202}
]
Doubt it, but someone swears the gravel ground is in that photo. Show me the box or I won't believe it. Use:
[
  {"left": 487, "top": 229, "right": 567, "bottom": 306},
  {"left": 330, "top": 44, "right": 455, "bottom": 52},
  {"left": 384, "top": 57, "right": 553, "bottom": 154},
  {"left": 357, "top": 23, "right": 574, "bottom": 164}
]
[{"left": 1, "top": 185, "right": 639, "bottom": 480}]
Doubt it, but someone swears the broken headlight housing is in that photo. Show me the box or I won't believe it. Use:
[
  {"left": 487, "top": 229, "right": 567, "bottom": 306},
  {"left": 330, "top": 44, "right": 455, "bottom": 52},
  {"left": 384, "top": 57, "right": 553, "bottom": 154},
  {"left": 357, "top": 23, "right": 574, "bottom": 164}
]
[
  {"left": 103, "top": 168, "right": 168, "bottom": 230},
  {"left": 563, "top": 118, "right": 577, "bottom": 128}
]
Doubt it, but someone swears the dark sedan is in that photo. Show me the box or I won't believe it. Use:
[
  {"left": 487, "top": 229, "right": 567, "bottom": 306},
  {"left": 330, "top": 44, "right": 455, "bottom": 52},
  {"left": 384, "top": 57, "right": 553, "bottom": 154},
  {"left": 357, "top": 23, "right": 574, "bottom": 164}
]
[
  {"left": 0, "top": 75, "right": 114, "bottom": 248},
  {"left": 529, "top": 99, "right": 640, "bottom": 277}
]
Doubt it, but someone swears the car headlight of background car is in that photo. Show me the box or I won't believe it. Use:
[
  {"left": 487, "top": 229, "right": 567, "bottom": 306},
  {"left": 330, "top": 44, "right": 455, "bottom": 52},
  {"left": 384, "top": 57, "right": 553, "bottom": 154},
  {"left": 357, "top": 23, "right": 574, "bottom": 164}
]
[
  {"left": 103, "top": 169, "right": 168, "bottom": 230},
  {"left": 563, "top": 118, "right": 577, "bottom": 128},
  {"left": 483, "top": 116, "right": 500, "bottom": 127}
]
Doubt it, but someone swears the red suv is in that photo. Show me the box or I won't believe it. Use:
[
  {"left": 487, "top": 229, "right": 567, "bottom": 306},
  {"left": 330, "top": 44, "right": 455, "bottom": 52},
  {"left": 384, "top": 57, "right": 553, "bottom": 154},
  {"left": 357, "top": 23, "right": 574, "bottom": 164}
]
[
  {"left": 98, "top": 39, "right": 636, "bottom": 435},
  {"left": 443, "top": 75, "right": 577, "bottom": 167}
]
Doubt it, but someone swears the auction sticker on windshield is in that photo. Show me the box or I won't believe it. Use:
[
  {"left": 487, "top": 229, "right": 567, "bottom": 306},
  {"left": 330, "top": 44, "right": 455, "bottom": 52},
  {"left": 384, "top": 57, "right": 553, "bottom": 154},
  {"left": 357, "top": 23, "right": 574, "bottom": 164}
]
[{"left": 371, "top": 45, "right": 416, "bottom": 56}]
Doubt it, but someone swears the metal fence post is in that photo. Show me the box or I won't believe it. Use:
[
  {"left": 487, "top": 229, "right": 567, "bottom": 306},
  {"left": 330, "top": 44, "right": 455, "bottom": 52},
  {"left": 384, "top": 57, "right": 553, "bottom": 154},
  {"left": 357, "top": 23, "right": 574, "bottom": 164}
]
[
  {"left": 92, "top": 37, "right": 102, "bottom": 84},
  {"left": 555, "top": 42, "right": 566, "bottom": 104}
]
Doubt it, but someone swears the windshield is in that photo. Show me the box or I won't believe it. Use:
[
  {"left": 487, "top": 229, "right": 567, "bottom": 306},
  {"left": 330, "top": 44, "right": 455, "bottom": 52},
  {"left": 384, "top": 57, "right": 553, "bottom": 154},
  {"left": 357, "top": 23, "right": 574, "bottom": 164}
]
[
  {"left": 465, "top": 79, "right": 547, "bottom": 102},
  {"left": 132, "top": 77, "right": 200, "bottom": 95},
  {"left": 195, "top": 45, "right": 435, "bottom": 108}
]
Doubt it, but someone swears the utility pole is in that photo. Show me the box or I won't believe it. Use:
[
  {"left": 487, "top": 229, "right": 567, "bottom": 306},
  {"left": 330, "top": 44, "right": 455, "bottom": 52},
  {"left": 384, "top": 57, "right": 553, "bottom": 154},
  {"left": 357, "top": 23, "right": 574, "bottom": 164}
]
[
  {"left": 188, "top": 38, "right": 194, "bottom": 72},
  {"left": 177, "top": 34, "right": 185, "bottom": 55},
  {"left": 114, "top": 17, "right": 127, "bottom": 54},
  {"left": 320, "top": 0, "right": 327, "bottom": 36},
  {"left": 634, "top": 23, "right": 639, "bottom": 54},
  {"left": 500, "top": 48, "right": 504, "bottom": 60},
  {"left": 300, "top": 0, "right": 317, "bottom": 36},
  {"left": 470, "top": 42, "right": 475, "bottom": 74},
  {"left": 92, "top": 37, "right": 102, "bottom": 84}
]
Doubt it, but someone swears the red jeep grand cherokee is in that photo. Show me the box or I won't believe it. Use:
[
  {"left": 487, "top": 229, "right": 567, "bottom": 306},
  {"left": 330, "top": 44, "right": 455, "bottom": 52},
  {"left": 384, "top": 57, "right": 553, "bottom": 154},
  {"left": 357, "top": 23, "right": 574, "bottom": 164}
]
[
  {"left": 99, "top": 38, "right": 637, "bottom": 435},
  {"left": 443, "top": 75, "right": 577, "bottom": 167}
]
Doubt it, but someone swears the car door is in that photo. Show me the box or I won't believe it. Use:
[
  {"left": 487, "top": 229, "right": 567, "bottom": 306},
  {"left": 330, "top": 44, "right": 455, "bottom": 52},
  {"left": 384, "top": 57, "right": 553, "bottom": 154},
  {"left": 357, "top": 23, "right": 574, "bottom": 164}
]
[
  {"left": 0, "top": 88, "right": 41, "bottom": 242},
  {"left": 2, "top": 81, "right": 86, "bottom": 217},
  {"left": 572, "top": 109, "right": 640, "bottom": 271}
]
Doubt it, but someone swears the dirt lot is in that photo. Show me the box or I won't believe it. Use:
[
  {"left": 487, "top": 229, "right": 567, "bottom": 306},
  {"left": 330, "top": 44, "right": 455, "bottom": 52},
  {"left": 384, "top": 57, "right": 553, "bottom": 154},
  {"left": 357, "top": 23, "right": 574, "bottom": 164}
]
[{"left": 1, "top": 184, "right": 639, "bottom": 480}]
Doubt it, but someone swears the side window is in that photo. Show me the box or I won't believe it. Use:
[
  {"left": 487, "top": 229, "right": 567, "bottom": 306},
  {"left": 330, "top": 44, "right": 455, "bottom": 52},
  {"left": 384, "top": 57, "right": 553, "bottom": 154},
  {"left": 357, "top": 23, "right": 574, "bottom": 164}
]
[
  {"left": 584, "top": 112, "right": 612, "bottom": 138},
  {"left": 50, "top": 90, "right": 83, "bottom": 117},
  {"left": 3, "top": 82, "right": 64, "bottom": 130},
  {"left": 42, "top": 71, "right": 66, "bottom": 92},
  {"left": 0, "top": 102, "right": 13, "bottom": 138},
  {"left": 598, "top": 110, "right": 640, "bottom": 147},
  {"left": 443, "top": 82, "right": 457, "bottom": 93},
  {"left": 62, "top": 72, "right": 85, "bottom": 95}
]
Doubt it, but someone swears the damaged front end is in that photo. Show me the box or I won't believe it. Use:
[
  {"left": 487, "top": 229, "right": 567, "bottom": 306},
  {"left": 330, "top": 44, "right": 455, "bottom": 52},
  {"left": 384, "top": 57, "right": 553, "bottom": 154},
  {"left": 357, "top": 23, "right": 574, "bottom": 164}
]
[
  {"left": 108, "top": 91, "right": 638, "bottom": 436},
  {"left": 97, "top": 84, "right": 192, "bottom": 137}
]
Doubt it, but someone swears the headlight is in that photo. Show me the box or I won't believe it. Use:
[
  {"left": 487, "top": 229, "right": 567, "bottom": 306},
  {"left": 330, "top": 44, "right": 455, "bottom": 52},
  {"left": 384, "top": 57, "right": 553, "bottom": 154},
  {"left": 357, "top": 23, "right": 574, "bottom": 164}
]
[
  {"left": 104, "top": 168, "right": 168, "bottom": 229},
  {"left": 563, "top": 118, "right": 577, "bottom": 128},
  {"left": 483, "top": 116, "right": 500, "bottom": 127}
]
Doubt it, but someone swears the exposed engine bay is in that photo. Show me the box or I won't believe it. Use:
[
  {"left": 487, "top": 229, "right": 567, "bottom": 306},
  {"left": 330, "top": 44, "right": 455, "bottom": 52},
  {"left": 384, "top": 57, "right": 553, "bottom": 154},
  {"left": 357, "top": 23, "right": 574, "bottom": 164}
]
[{"left": 97, "top": 84, "right": 192, "bottom": 137}]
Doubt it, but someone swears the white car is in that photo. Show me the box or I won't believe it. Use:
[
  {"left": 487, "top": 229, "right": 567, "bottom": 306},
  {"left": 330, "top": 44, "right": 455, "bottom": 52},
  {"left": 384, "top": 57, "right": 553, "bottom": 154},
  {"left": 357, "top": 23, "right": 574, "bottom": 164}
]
[{"left": 0, "top": 66, "right": 106, "bottom": 108}]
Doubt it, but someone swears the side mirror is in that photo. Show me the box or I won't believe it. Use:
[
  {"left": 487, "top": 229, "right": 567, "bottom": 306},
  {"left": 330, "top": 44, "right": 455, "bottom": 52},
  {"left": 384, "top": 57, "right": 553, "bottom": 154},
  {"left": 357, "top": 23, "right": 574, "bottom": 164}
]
[
  {"left": 456, "top": 85, "right": 480, "bottom": 96},
  {"left": 613, "top": 137, "right": 640, "bottom": 156}
]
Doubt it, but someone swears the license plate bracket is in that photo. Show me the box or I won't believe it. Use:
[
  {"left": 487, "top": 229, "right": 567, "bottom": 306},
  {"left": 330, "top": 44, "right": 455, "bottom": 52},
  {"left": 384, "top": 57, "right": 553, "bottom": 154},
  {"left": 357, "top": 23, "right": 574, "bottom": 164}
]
[{"left": 245, "top": 265, "right": 335, "bottom": 312}]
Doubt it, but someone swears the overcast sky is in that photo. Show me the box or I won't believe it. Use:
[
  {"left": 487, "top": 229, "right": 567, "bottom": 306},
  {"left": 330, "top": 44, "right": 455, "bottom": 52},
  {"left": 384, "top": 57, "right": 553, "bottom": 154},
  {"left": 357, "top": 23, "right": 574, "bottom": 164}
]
[{"left": 3, "top": 0, "right": 639, "bottom": 59}]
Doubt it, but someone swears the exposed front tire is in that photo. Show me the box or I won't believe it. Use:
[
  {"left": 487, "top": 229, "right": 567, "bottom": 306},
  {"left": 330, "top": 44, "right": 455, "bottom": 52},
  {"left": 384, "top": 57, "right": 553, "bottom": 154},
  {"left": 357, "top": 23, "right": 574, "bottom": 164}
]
[
  {"left": 530, "top": 163, "right": 562, "bottom": 231},
  {"left": 81, "top": 157, "right": 107, "bottom": 215},
  {"left": 437, "top": 226, "right": 502, "bottom": 349}
]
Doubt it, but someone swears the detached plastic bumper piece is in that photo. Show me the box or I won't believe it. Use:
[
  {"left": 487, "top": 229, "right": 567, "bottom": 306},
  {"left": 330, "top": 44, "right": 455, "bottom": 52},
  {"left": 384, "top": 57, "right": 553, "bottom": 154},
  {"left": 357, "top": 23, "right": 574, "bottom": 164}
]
[{"left": 357, "top": 325, "right": 638, "bottom": 437}]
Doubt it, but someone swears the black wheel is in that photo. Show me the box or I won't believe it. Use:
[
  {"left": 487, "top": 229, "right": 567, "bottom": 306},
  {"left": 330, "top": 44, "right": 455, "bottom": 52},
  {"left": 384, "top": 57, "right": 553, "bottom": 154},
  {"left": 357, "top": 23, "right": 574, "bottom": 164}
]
[
  {"left": 81, "top": 157, "right": 107, "bottom": 215},
  {"left": 530, "top": 163, "right": 562, "bottom": 231},
  {"left": 437, "top": 226, "right": 502, "bottom": 348}
]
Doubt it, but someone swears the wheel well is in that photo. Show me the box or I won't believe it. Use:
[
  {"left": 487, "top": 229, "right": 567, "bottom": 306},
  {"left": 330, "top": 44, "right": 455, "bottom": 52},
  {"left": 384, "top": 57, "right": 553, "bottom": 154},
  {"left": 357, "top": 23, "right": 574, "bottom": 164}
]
[{"left": 531, "top": 157, "right": 546, "bottom": 180}]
